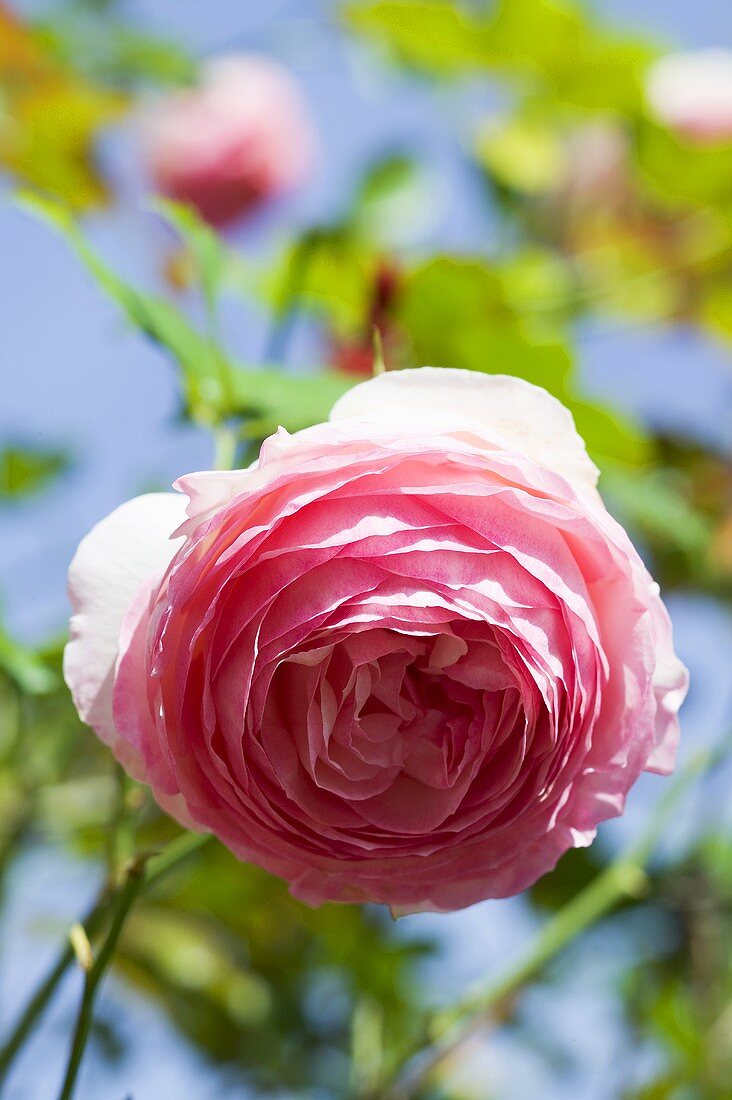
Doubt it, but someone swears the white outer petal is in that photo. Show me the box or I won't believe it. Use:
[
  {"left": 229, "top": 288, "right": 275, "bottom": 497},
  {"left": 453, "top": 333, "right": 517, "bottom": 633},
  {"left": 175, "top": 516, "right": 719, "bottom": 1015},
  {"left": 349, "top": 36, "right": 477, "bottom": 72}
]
[
  {"left": 63, "top": 492, "right": 188, "bottom": 745},
  {"left": 330, "top": 367, "right": 600, "bottom": 496}
]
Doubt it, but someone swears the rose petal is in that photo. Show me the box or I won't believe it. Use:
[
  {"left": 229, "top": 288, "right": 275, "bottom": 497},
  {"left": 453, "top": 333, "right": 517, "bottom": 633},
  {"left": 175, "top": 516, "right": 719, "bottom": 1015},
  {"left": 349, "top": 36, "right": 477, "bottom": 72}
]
[
  {"left": 64, "top": 492, "right": 187, "bottom": 747},
  {"left": 330, "top": 367, "right": 600, "bottom": 496}
]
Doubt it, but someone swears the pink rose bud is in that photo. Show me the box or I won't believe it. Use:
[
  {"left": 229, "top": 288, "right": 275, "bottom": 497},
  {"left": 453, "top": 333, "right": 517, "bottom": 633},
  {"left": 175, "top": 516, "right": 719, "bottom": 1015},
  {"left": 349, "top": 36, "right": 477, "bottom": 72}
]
[
  {"left": 142, "top": 54, "right": 316, "bottom": 226},
  {"left": 562, "top": 123, "right": 629, "bottom": 203},
  {"left": 645, "top": 49, "right": 732, "bottom": 144},
  {"left": 64, "top": 370, "right": 687, "bottom": 913}
]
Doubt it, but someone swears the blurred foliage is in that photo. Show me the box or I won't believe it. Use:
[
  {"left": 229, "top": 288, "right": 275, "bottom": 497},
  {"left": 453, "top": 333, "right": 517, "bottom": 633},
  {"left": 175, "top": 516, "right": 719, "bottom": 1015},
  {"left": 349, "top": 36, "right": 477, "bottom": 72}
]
[
  {"left": 0, "top": 443, "right": 68, "bottom": 500},
  {"left": 0, "top": 1, "right": 125, "bottom": 207},
  {"left": 346, "top": 0, "right": 732, "bottom": 345},
  {"left": 345, "top": 0, "right": 658, "bottom": 112},
  {"left": 620, "top": 840, "right": 732, "bottom": 1099},
  {"left": 116, "top": 846, "right": 432, "bottom": 1093},
  {"left": 34, "top": 12, "right": 195, "bottom": 89},
  {"left": 19, "top": 193, "right": 356, "bottom": 445},
  {"left": 2, "top": 1, "right": 732, "bottom": 1098}
]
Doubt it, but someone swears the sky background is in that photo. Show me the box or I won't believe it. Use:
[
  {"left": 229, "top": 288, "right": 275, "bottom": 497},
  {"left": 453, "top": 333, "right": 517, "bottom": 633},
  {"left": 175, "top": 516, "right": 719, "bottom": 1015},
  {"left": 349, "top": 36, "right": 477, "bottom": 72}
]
[{"left": 1, "top": 1, "right": 731, "bottom": 1097}]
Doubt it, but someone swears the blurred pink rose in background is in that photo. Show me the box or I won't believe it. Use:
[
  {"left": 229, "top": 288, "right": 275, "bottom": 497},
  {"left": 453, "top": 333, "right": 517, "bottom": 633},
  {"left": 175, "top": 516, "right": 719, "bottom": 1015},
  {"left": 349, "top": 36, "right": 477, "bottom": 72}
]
[
  {"left": 562, "top": 122, "right": 629, "bottom": 205},
  {"left": 142, "top": 54, "right": 316, "bottom": 226},
  {"left": 64, "top": 369, "right": 687, "bottom": 913},
  {"left": 645, "top": 49, "right": 732, "bottom": 144}
]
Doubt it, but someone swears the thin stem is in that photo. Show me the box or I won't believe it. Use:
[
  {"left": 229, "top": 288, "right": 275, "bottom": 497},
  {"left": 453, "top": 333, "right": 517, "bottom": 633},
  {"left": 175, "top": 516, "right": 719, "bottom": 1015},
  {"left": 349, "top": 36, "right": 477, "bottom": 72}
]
[
  {"left": 56, "top": 832, "right": 214, "bottom": 1100},
  {"left": 0, "top": 832, "right": 212, "bottom": 1089},
  {"left": 0, "top": 892, "right": 108, "bottom": 1086},
  {"left": 382, "top": 743, "right": 729, "bottom": 1100},
  {"left": 212, "top": 423, "right": 239, "bottom": 471},
  {"left": 56, "top": 863, "right": 144, "bottom": 1100},
  {"left": 104, "top": 765, "right": 136, "bottom": 876}
]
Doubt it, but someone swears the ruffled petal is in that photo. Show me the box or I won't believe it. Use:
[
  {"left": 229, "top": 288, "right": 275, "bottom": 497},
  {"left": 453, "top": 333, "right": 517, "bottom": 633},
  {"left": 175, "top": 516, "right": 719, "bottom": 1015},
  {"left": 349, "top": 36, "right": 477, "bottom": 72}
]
[{"left": 64, "top": 492, "right": 187, "bottom": 747}]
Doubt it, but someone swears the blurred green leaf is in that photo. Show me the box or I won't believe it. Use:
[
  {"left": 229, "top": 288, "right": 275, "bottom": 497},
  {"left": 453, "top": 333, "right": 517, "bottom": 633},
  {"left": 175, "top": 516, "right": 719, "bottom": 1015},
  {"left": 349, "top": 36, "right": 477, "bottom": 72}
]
[
  {"left": 396, "top": 256, "right": 572, "bottom": 365},
  {"left": 0, "top": 627, "right": 59, "bottom": 695},
  {"left": 491, "top": 0, "right": 655, "bottom": 113},
  {"left": 111, "top": 843, "right": 433, "bottom": 1092},
  {"left": 34, "top": 18, "right": 195, "bottom": 88},
  {"left": 0, "top": 4, "right": 126, "bottom": 208},
  {"left": 19, "top": 193, "right": 357, "bottom": 434},
  {"left": 356, "top": 154, "right": 418, "bottom": 210},
  {"left": 18, "top": 191, "right": 224, "bottom": 416},
  {"left": 392, "top": 256, "right": 652, "bottom": 466},
  {"left": 602, "top": 464, "right": 714, "bottom": 575},
  {"left": 345, "top": 0, "right": 496, "bottom": 75},
  {"left": 529, "top": 846, "right": 606, "bottom": 912},
  {"left": 152, "top": 198, "right": 227, "bottom": 323},
  {"left": 477, "top": 117, "right": 566, "bottom": 194},
  {"left": 0, "top": 445, "right": 68, "bottom": 500},
  {"left": 351, "top": 153, "right": 433, "bottom": 245},
  {"left": 637, "top": 122, "right": 732, "bottom": 208},
  {"left": 228, "top": 367, "right": 355, "bottom": 435},
  {"left": 266, "top": 230, "right": 378, "bottom": 338},
  {"left": 347, "top": 0, "right": 656, "bottom": 112},
  {"left": 702, "top": 282, "right": 732, "bottom": 342},
  {"left": 569, "top": 398, "right": 652, "bottom": 468}
]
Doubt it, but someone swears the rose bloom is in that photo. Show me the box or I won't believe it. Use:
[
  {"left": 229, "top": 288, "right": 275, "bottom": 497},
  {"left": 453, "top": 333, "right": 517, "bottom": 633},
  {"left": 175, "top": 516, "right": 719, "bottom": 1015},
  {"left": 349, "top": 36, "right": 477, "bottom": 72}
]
[
  {"left": 561, "top": 123, "right": 629, "bottom": 204},
  {"left": 645, "top": 49, "right": 732, "bottom": 144},
  {"left": 142, "top": 54, "right": 315, "bottom": 227},
  {"left": 65, "top": 370, "right": 687, "bottom": 913}
]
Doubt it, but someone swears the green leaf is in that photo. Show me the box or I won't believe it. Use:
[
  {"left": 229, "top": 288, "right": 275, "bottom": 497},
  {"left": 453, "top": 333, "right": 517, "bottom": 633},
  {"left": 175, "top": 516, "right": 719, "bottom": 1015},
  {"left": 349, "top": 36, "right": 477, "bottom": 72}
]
[
  {"left": 229, "top": 368, "right": 355, "bottom": 435},
  {"left": 394, "top": 256, "right": 652, "bottom": 466},
  {"left": 702, "top": 282, "right": 732, "bottom": 342},
  {"left": 602, "top": 465, "right": 713, "bottom": 560},
  {"left": 395, "top": 256, "right": 574, "bottom": 390},
  {"left": 0, "top": 627, "right": 59, "bottom": 695},
  {"left": 18, "top": 193, "right": 358, "bottom": 436},
  {"left": 491, "top": 0, "right": 655, "bottom": 113},
  {"left": 0, "top": 445, "right": 68, "bottom": 500},
  {"left": 350, "top": 153, "right": 432, "bottom": 244},
  {"left": 33, "top": 16, "right": 195, "bottom": 88},
  {"left": 18, "top": 191, "right": 235, "bottom": 421},
  {"left": 570, "top": 399, "right": 652, "bottom": 469},
  {"left": 344, "top": 0, "right": 496, "bottom": 75},
  {"left": 356, "top": 154, "right": 418, "bottom": 210},
  {"left": 265, "top": 230, "right": 378, "bottom": 338},
  {"left": 346, "top": 0, "right": 657, "bottom": 113},
  {"left": 476, "top": 117, "right": 566, "bottom": 194},
  {"left": 637, "top": 121, "right": 732, "bottom": 207},
  {"left": 151, "top": 198, "right": 226, "bottom": 323}
]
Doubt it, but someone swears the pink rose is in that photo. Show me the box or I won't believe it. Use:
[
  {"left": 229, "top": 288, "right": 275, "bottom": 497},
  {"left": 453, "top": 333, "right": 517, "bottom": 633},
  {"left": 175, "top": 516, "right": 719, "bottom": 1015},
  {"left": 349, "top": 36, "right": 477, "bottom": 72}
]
[
  {"left": 645, "top": 49, "right": 732, "bottom": 144},
  {"left": 142, "top": 54, "right": 315, "bottom": 226},
  {"left": 64, "top": 370, "right": 687, "bottom": 913}
]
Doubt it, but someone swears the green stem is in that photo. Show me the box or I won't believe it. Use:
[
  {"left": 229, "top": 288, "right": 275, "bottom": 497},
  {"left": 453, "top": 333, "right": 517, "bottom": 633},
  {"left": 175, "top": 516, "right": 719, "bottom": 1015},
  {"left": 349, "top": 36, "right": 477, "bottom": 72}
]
[
  {"left": 56, "top": 832, "right": 213, "bottom": 1100},
  {"left": 56, "top": 864, "right": 144, "bottom": 1100},
  {"left": 0, "top": 833, "right": 212, "bottom": 1091},
  {"left": 382, "top": 744, "right": 727, "bottom": 1100},
  {"left": 212, "top": 423, "right": 239, "bottom": 471},
  {"left": 0, "top": 892, "right": 108, "bottom": 1087}
]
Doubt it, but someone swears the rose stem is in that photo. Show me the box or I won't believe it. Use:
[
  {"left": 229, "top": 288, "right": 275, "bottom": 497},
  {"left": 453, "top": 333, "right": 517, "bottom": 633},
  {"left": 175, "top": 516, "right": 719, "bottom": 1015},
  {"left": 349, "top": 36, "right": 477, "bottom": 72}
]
[
  {"left": 56, "top": 858, "right": 145, "bottom": 1100},
  {"left": 55, "top": 830, "right": 213, "bottom": 1100},
  {"left": 0, "top": 831, "right": 212, "bottom": 1090},
  {"left": 0, "top": 892, "right": 107, "bottom": 1086},
  {"left": 212, "top": 422, "right": 239, "bottom": 470},
  {"left": 379, "top": 739, "right": 732, "bottom": 1100}
]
